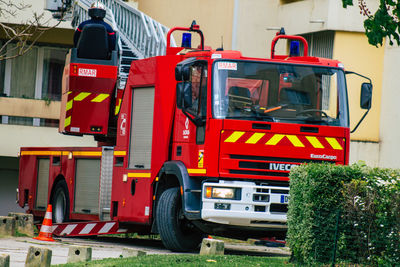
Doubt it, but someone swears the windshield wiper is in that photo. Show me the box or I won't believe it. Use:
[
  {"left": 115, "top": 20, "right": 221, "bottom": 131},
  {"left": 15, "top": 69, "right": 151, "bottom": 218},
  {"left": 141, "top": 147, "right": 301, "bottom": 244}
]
[
  {"left": 248, "top": 106, "right": 276, "bottom": 121},
  {"left": 225, "top": 115, "right": 275, "bottom": 122}
]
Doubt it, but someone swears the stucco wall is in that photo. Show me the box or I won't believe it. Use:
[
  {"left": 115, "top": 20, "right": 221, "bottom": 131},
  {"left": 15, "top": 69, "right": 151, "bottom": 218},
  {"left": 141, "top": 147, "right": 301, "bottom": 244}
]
[
  {"left": 276, "top": 0, "right": 378, "bottom": 35},
  {"left": 0, "top": 124, "right": 97, "bottom": 158},
  {"left": 0, "top": 0, "right": 72, "bottom": 29},
  {"left": 333, "top": 31, "right": 384, "bottom": 142},
  {"left": 137, "top": 0, "right": 234, "bottom": 51},
  {"left": 378, "top": 42, "right": 400, "bottom": 168},
  {"left": 349, "top": 140, "right": 380, "bottom": 167}
]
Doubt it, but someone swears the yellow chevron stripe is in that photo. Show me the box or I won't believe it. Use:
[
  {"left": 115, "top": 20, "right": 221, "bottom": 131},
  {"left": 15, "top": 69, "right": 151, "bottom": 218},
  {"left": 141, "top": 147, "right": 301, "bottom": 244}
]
[
  {"left": 224, "top": 131, "right": 245, "bottom": 143},
  {"left": 66, "top": 100, "right": 73, "bottom": 111},
  {"left": 245, "top": 133, "right": 265, "bottom": 144},
  {"left": 326, "top": 137, "right": 343, "bottom": 150},
  {"left": 266, "top": 134, "right": 285, "bottom": 145},
  {"left": 91, "top": 94, "right": 109, "bottom": 103},
  {"left": 306, "top": 136, "right": 324, "bottom": 149},
  {"left": 128, "top": 173, "right": 151, "bottom": 178},
  {"left": 74, "top": 92, "right": 91, "bottom": 101},
  {"left": 115, "top": 99, "right": 121, "bottom": 115},
  {"left": 64, "top": 116, "right": 71, "bottom": 127},
  {"left": 286, "top": 135, "right": 305, "bottom": 147}
]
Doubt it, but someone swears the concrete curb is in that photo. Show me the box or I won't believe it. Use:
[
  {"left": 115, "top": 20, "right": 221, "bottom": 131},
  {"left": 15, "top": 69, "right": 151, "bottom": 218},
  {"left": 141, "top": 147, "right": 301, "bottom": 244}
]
[
  {"left": 0, "top": 254, "right": 10, "bottom": 267},
  {"left": 68, "top": 245, "right": 92, "bottom": 263},
  {"left": 121, "top": 248, "right": 147, "bottom": 257},
  {"left": 25, "top": 246, "right": 52, "bottom": 267},
  {"left": 8, "top": 213, "right": 34, "bottom": 237},
  {"left": 199, "top": 238, "right": 224, "bottom": 255},
  {"left": 0, "top": 217, "right": 15, "bottom": 237}
]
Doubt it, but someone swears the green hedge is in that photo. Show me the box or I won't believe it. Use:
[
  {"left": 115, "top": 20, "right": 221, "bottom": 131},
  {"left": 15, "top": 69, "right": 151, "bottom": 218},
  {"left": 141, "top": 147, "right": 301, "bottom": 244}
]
[{"left": 287, "top": 163, "right": 400, "bottom": 265}]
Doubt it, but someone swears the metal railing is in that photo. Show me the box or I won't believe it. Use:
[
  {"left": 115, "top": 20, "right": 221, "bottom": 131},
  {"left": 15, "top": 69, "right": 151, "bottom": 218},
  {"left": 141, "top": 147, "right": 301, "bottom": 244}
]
[
  {"left": 72, "top": 0, "right": 176, "bottom": 88},
  {"left": 72, "top": 0, "right": 174, "bottom": 59}
]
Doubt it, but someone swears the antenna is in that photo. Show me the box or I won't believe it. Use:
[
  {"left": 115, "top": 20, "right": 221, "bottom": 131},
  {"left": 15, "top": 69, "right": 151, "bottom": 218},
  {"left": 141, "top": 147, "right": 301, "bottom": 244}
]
[{"left": 216, "top": 36, "right": 224, "bottom": 51}]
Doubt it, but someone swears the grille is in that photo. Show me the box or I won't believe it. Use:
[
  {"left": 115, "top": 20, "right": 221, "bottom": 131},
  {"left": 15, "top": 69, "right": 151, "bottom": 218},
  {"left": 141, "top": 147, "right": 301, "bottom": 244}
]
[
  {"left": 230, "top": 155, "right": 323, "bottom": 163},
  {"left": 253, "top": 194, "right": 269, "bottom": 202},
  {"left": 270, "top": 204, "right": 288, "bottom": 213},
  {"left": 229, "top": 169, "right": 289, "bottom": 177},
  {"left": 271, "top": 189, "right": 289, "bottom": 194},
  {"left": 228, "top": 155, "right": 323, "bottom": 177}
]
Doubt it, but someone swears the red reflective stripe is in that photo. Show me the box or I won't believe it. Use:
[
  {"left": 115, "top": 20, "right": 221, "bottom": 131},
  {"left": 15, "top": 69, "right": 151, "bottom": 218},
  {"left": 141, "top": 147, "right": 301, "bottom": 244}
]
[
  {"left": 77, "top": 28, "right": 82, "bottom": 32},
  {"left": 108, "top": 32, "right": 115, "bottom": 35}
]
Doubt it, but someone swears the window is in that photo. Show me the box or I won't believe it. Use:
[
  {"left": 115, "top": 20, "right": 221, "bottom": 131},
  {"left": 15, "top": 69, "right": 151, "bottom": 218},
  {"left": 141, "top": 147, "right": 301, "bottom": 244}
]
[
  {"left": 0, "top": 42, "right": 5, "bottom": 97},
  {"left": 300, "top": 31, "right": 334, "bottom": 59},
  {"left": 212, "top": 60, "right": 349, "bottom": 127},
  {"left": 42, "top": 48, "right": 67, "bottom": 101},
  {"left": 40, "top": 119, "right": 59, "bottom": 127},
  {"left": 300, "top": 31, "right": 335, "bottom": 109},
  {"left": 0, "top": 42, "right": 68, "bottom": 127},
  {"left": 8, "top": 116, "right": 34, "bottom": 126},
  {"left": 9, "top": 45, "right": 38, "bottom": 99},
  {"left": 187, "top": 64, "right": 207, "bottom": 118}
]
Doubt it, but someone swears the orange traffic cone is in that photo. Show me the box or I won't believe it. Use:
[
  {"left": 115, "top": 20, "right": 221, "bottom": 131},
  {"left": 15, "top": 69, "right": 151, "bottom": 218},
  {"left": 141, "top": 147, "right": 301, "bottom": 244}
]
[{"left": 34, "top": 204, "right": 55, "bottom": 242}]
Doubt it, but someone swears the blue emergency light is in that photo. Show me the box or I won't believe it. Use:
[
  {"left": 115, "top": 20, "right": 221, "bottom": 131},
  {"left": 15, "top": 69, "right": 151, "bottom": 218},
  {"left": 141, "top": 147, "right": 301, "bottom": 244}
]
[
  {"left": 181, "top": 33, "right": 192, "bottom": 48},
  {"left": 289, "top": 41, "right": 300, "bottom": 57}
]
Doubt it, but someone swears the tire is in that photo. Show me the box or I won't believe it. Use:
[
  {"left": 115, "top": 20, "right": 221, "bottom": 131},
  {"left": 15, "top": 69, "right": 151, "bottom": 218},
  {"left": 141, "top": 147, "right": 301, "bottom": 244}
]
[
  {"left": 51, "top": 180, "right": 70, "bottom": 223},
  {"left": 156, "top": 187, "right": 204, "bottom": 252}
]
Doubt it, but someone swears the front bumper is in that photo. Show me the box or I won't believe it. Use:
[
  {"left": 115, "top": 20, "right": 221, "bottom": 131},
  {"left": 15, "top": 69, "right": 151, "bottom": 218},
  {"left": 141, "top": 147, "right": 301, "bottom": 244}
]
[{"left": 201, "top": 180, "right": 289, "bottom": 229}]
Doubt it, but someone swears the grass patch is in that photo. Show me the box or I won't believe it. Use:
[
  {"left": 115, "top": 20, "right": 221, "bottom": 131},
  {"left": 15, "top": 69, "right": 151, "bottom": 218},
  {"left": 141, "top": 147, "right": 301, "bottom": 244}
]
[
  {"left": 14, "top": 230, "right": 30, "bottom": 237},
  {"left": 55, "top": 254, "right": 291, "bottom": 267}
]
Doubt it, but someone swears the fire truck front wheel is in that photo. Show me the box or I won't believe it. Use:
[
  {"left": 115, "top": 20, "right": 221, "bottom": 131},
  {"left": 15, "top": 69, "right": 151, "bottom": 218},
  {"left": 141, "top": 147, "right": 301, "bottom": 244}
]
[
  {"left": 51, "top": 180, "right": 70, "bottom": 223},
  {"left": 156, "top": 187, "right": 204, "bottom": 252}
]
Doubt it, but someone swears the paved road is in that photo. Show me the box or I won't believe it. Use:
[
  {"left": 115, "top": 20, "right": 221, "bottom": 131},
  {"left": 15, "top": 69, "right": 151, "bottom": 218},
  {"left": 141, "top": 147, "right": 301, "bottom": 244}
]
[{"left": 0, "top": 236, "right": 290, "bottom": 266}]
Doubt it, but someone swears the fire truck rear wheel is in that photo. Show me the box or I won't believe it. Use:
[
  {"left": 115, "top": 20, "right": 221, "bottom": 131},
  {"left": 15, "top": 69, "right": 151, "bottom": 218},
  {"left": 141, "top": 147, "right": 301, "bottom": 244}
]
[
  {"left": 51, "top": 180, "right": 70, "bottom": 223},
  {"left": 156, "top": 187, "right": 204, "bottom": 252}
]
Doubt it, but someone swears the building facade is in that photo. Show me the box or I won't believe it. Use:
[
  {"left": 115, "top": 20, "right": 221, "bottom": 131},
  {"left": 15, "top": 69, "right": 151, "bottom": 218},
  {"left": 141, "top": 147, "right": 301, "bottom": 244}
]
[
  {"left": 0, "top": 1, "right": 96, "bottom": 215},
  {"left": 0, "top": 0, "right": 397, "bottom": 214}
]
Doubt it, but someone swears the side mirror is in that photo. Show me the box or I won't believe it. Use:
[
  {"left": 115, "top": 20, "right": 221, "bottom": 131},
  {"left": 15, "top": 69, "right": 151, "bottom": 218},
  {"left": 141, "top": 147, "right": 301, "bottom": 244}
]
[
  {"left": 176, "top": 83, "right": 183, "bottom": 109},
  {"left": 176, "top": 82, "right": 192, "bottom": 109},
  {"left": 175, "top": 64, "right": 191, "bottom": 81},
  {"left": 360, "top": 82, "right": 372, "bottom": 109},
  {"left": 183, "top": 82, "right": 192, "bottom": 108},
  {"left": 175, "top": 57, "right": 202, "bottom": 81}
]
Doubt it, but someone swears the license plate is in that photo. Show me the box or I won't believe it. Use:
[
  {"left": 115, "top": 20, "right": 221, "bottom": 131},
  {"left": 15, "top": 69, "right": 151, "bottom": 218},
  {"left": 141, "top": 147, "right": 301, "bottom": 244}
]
[{"left": 280, "top": 195, "right": 289, "bottom": 204}]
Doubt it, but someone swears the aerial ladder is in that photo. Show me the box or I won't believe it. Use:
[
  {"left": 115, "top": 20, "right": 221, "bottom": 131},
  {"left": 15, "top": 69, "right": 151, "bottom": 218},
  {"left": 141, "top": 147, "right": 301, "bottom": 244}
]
[
  {"left": 46, "top": 0, "right": 176, "bottom": 141},
  {"left": 47, "top": 0, "right": 176, "bottom": 88}
]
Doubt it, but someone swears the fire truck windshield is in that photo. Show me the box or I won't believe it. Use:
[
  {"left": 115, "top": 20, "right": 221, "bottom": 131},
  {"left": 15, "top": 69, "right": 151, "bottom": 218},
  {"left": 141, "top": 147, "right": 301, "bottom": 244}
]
[{"left": 212, "top": 60, "right": 349, "bottom": 127}]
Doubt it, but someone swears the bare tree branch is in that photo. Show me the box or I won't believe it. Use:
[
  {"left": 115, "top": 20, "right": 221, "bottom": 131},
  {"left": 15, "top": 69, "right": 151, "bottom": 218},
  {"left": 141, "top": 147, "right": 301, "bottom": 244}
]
[{"left": 0, "top": 1, "right": 69, "bottom": 60}]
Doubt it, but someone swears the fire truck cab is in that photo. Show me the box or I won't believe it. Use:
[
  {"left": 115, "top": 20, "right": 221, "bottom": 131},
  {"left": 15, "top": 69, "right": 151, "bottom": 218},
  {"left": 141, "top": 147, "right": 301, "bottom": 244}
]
[{"left": 18, "top": 22, "right": 372, "bottom": 252}]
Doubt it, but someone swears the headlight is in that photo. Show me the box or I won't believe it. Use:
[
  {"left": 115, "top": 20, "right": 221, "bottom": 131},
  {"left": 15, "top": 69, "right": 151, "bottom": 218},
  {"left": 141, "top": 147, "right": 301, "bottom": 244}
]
[{"left": 205, "top": 187, "right": 241, "bottom": 200}]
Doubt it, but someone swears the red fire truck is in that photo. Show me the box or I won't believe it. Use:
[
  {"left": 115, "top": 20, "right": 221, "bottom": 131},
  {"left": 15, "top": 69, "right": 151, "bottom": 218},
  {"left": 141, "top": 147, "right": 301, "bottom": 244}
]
[{"left": 17, "top": 22, "right": 372, "bottom": 251}]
